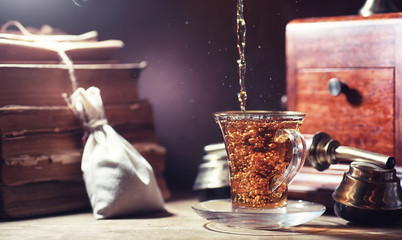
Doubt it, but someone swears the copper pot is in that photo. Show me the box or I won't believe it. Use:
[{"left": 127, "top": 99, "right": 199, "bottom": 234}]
[{"left": 333, "top": 162, "right": 402, "bottom": 225}]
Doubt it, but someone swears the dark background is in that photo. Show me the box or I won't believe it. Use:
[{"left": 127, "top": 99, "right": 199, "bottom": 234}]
[{"left": 1, "top": 0, "right": 401, "bottom": 190}]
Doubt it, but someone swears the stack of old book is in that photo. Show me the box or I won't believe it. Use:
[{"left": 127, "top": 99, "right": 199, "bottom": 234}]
[{"left": 0, "top": 23, "right": 170, "bottom": 218}]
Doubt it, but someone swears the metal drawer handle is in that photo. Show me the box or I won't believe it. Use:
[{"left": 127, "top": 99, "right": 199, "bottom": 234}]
[{"left": 328, "top": 78, "right": 346, "bottom": 97}]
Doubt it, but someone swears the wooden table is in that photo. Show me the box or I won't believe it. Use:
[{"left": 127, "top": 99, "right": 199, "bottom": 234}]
[{"left": 1, "top": 192, "right": 401, "bottom": 240}]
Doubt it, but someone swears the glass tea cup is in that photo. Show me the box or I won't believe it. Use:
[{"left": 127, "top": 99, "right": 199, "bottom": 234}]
[{"left": 214, "top": 111, "right": 306, "bottom": 212}]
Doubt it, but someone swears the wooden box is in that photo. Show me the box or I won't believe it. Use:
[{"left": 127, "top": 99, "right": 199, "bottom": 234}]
[
  {"left": 285, "top": 13, "right": 402, "bottom": 207},
  {"left": 286, "top": 13, "right": 402, "bottom": 165}
]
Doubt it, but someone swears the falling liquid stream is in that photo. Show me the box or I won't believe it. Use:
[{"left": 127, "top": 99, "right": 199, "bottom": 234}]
[{"left": 237, "top": 0, "right": 247, "bottom": 112}]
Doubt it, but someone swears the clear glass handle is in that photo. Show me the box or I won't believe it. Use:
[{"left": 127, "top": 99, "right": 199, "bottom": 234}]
[{"left": 271, "top": 129, "right": 307, "bottom": 192}]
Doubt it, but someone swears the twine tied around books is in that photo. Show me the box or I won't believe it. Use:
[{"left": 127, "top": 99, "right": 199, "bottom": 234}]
[
  {"left": 1, "top": 21, "right": 79, "bottom": 92},
  {"left": 0, "top": 21, "right": 108, "bottom": 132}
]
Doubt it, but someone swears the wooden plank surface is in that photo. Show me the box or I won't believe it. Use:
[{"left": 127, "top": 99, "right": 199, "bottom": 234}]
[{"left": 0, "top": 193, "right": 401, "bottom": 240}]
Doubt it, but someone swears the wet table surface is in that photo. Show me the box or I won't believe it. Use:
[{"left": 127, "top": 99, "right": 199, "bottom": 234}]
[{"left": 1, "top": 192, "right": 402, "bottom": 240}]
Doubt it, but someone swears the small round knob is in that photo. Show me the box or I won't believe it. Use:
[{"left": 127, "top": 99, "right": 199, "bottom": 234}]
[{"left": 328, "top": 78, "right": 345, "bottom": 97}]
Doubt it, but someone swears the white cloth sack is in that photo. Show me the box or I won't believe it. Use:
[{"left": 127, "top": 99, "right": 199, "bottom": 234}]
[{"left": 69, "top": 87, "right": 165, "bottom": 219}]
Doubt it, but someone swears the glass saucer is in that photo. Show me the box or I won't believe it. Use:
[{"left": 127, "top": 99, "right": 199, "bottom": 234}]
[{"left": 192, "top": 199, "right": 326, "bottom": 230}]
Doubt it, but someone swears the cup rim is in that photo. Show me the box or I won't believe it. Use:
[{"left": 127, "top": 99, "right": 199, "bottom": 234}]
[{"left": 214, "top": 110, "right": 306, "bottom": 119}]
